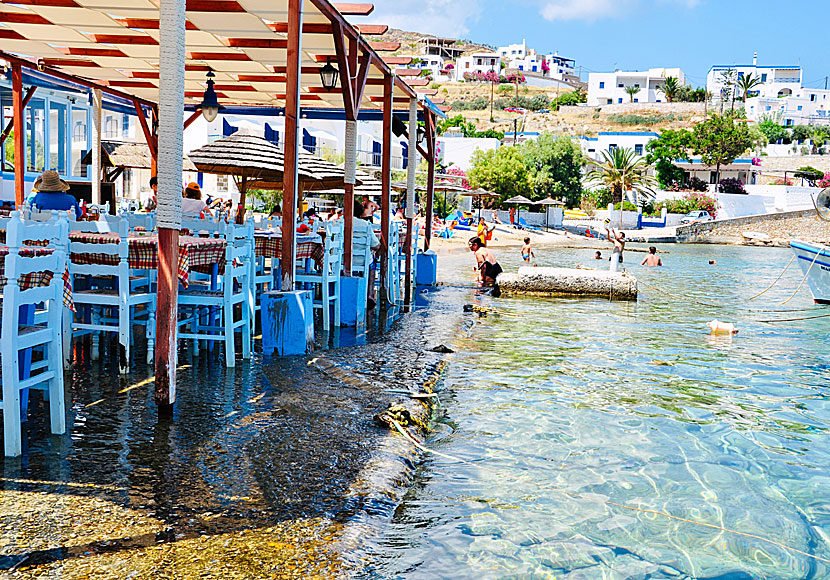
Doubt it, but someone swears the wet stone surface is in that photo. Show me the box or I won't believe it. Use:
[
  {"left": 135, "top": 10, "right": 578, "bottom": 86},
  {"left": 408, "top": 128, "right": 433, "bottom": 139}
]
[{"left": 0, "top": 286, "right": 466, "bottom": 579}]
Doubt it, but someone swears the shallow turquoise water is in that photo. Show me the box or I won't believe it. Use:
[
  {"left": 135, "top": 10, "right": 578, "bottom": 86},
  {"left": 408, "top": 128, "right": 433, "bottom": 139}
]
[{"left": 363, "top": 244, "right": 830, "bottom": 579}]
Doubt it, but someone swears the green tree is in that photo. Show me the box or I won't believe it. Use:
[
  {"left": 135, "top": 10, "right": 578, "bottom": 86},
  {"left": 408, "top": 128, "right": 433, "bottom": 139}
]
[
  {"left": 585, "top": 147, "right": 657, "bottom": 206},
  {"left": 438, "top": 114, "right": 477, "bottom": 137},
  {"left": 467, "top": 146, "right": 532, "bottom": 202},
  {"left": 757, "top": 112, "right": 787, "bottom": 144},
  {"left": 692, "top": 112, "right": 752, "bottom": 187},
  {"left": 519, "top": 133, "right": 585, "bottom": 207},
  {"left": 551, "top": 89, "right": 586, "bottom": 110},
  {"left": 624, "top": 86, "right": 641, "bottom": 102},
  {"left": 737, "top": 73, "right": 762, "bottom": 103},
  {"left": 645, "top": 128, "right": 694, "bottom": 188},
  {"left": 658, "top": 77, "right": 680, "bottom": 102}
]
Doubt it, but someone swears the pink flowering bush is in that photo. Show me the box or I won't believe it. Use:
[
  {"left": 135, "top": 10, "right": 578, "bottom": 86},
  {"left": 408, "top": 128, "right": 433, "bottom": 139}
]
[
  {"left": 818, "top": 172, "right": 830, "bottom": 188},
  {"left": 656, "top": 191, "right": 718, "bottom": 218},
  {"left": 751, "top": 157, "right": 762, "bottom": 166},
  {"left": 462, "top": 71, "right": 526, "bottom": 84},
  {"left": 441, "top": 167, "right": 470, "bottom": 190},
  {"left": 772, "top": 177, "right": 794, "bottom": 186}
]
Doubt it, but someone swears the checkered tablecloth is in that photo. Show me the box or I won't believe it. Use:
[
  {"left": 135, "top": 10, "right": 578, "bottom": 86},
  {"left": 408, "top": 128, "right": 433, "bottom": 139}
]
[
  {"left": 69, "top": 232, "right": 226, "bottom": 288},
  {"left": 254, "top": 233, "right": 324, "bottom": 269},
  {"left": 0, "top": 246, "right": 74, "bottom": 310}
]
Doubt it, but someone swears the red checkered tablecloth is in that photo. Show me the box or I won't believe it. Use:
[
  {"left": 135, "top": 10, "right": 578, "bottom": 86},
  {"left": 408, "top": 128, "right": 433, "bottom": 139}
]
[
  {"left": 0, "top": 246, "right": 74, "bottom": 310},
  {"left": 69, "top": 232, "right": 226, "bottom": 288},
  {"left": 255, "top": 233, "right": 324, "bottom": 269}
]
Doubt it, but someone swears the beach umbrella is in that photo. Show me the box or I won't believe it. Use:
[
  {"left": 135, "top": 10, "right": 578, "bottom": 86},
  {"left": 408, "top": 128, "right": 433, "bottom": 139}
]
[
  {"left": 189, "top": 130, "right": 359, "bottom": 221},
  {"left": 432, "top": 181, "right": 469, "bottom": 219},
  {"left": 536, "top": 197, "right": 564, "bottom": 229},
  {"left": 503, "top": 195, "right": 536, "bottom": 226},
  {"left": 460, "top": 188, "right": 500, "bottom": 220}
]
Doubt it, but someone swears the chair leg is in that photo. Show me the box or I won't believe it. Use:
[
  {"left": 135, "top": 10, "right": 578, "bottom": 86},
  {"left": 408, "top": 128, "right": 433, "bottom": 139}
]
[
  {"left": 146, "top": 301, "right": 156, "bottom": 365},
  {"left": 62, "top": 308, "right": 72, "bottom": 369},
  {"left": 241, "top": 301, "right": 252, "bottom": 361},
  {"left": 47, "top": 316, "right": 66, "bottom": 435},
  {"left": 2, "top": 357, "right": 22, "bottom": 457},
  {"left": 119, "top": 303, "right": 130, "bottom": 374},
  {"left": 333, "top": 280, "right": 341, "bottom": 327},
  {"left": 223, "top": 302, "right": 235, "bottom": 367}
]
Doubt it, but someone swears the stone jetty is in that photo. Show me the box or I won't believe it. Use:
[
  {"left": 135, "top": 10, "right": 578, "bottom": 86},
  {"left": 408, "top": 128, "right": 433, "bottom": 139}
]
[{"left": 497, "top": 267, "right": 638, "bottom": 300}]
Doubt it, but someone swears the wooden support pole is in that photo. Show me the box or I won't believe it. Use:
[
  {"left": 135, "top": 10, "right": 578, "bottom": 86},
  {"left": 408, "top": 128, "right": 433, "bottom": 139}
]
[
  {"left": 183, "top": 110, "right": 202, "bottom": 131},
  {"left": 151, "top": 108, "right": 159, "bottom": 177},
  {"left": 343, "top": 119, "right": 357, "bottom": 274},
  {"left": 281, "top": 0, "right": 303, "bottom": 291},
  {"left": 379, "top": 74, "right": 393, "bottom": 305},
  {"left": 236, "top": 170, "right": 247, "bottom": 224},
  {"left": 424, "top": 112, "right": 436, "bottom": 251},
  {"left": 11, "top": 64, "right": 25, "bottom": 208},
  {"left": 404, "top": 97, "right": 417, "bottom": 305},
  {"left": 154, "top": 0, "right": 186, "bottom": 412},
  {"left": 0, "top": 86, "right": 35, "bottom": 147}
]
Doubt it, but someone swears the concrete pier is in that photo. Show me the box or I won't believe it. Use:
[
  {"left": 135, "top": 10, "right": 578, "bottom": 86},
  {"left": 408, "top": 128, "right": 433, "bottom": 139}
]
[{"left": 497, "top": 267, "right": 638, "bottom": 300}]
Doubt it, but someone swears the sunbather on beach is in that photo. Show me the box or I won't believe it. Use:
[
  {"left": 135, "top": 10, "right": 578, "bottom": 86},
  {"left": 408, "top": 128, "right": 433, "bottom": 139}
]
[{"left": 469, "top": 236, "right": 502, "bottom": 287}]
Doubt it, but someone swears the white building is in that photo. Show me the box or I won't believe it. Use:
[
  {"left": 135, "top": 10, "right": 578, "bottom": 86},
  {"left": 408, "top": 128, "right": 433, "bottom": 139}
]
[
  {"left": 706, "top": 55, "right": 802, "bottom": 101},
  {"left": 455, "top": 52, "right": 501, "bottom": 81},
  {"left": 497, "top": 40, "right": 576, "bottom": 81},
  {"left": 403, "top": 54, "right": 449, "bottom": 82},
  {"left": 587, "top": 68, "right": 686, "bottom": 105},
  {"left": 579, "top": 131, "right": 659, "bottom": 162},
  {"left": 747, "top": 87, "right": 830, "bottom": 126}
]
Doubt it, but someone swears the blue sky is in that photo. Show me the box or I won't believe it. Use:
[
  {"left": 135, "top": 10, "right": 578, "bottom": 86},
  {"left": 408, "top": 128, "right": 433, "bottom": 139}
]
[{"left": 364, "top": 0, "right": 828, "bottom": 89}]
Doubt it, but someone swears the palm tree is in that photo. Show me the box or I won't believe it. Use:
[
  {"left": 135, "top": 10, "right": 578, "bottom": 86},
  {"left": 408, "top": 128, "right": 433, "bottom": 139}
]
[
  {"left": 585, "top": 147, "right": 658, "bottom": 207},
  {"left": 737, "top": 73, "right": 762, "bottom": 103},
  {"left": 658, "top": 77, "right": 680, "bottom": 102},
  {"left": 624, "top": 86, "right": 641, "bottom": 103}
]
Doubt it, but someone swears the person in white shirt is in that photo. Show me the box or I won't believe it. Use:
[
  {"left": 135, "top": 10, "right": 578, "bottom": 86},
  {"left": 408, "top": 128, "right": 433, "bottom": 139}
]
[
  {"left": 352, "top": 200, "right": 381, "bottom": 307},
  {"left": 182, "top": 182, "right": 208, "bottom": 216}
]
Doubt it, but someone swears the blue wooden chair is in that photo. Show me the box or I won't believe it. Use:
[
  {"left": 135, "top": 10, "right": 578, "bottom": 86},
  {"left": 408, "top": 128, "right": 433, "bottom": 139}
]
[
  {"left": 70, "top": 215, "right": 155, "bottom": 372},
  {"left": 178, "top": 220, "right": 253, "bottom": 367},
  {"left": 295, "top": 219, "right": 342, "bottom": 330},
  {"left": 1, "top": 212, "right": 68, "bottom": 456}
]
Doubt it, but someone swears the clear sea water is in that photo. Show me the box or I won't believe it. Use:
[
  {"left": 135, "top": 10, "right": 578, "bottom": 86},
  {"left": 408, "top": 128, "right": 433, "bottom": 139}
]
[{"left": 361, "top": 243, "right": 830, "bottom": 580}]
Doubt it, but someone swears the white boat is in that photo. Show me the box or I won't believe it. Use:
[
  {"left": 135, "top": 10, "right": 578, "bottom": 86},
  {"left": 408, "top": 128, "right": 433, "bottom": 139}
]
[{"left": 790, "top": 240, "right": 830, "bottom": 304}]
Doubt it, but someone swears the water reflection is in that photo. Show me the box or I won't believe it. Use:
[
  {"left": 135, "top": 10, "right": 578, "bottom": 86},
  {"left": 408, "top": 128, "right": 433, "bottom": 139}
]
[{"left": 364, "top": 244, "right": 830, "bottom": 580}]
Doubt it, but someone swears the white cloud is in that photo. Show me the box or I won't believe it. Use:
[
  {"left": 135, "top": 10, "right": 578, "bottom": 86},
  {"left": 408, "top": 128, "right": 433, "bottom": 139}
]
[
  {"left": 365, "top": 0, "right": 482, "bottom": 38},
  {"left": 540, "top": 0, "right": 626, "bottom": 22}
]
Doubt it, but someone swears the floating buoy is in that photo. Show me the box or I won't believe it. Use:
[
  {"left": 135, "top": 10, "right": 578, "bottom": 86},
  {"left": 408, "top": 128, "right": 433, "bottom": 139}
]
[{"left": 707, "top": 319, "right": 738, "bottom": 334}]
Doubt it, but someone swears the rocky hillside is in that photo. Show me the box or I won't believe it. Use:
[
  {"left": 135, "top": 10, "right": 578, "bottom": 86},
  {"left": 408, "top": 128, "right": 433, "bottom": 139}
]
[{"left": 366, "top": 28, "right": 492, "bottom": 56}]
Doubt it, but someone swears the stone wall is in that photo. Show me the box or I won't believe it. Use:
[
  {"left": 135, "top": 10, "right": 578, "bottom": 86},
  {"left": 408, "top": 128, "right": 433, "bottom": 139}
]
[
  {"left": 676, "top": 209, "right": 830, "bottom": 245},
  {"left": 756, "top": 156, "right": 830, "bottom": 185}
]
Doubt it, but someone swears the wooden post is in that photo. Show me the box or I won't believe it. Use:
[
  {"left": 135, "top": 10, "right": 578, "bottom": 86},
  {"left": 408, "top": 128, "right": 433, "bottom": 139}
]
[
  {"left": 236, "top": 170, "right": 247, "bottom": 224},
  {"left": 1, "top": 85, "right": 35, "bottom": 148},
  {"left": 379, "top": 75, "right": 393, "bottom": 304},
  {"left": 424, "top": 113, "right": 436, "bottom": 252},
  {"left": 91, "top": 88, "right": 102, "bottom": 205},
  {"left": 154, "top": 0, "right": 186, "bottom": 413},
  {"left": 403, "top": 97, "right": 417, "bottom": 305},
  {"left": 11, "top": 64, "right": 27, "bottom": 208},
  {"left": 281, "top": 0, "right": 303, "bottom": 291},
  {"left": 151, "top": 108, "right": 159, "bottom": 178}
]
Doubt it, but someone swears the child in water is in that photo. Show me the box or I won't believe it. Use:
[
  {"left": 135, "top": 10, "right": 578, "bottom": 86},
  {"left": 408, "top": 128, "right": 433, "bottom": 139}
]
[{"left": 521, "top": 237, "right": 535, "bottom": 264}]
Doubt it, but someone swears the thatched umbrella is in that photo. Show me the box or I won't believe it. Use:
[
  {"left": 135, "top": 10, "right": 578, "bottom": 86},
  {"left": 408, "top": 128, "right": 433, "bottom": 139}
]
[
  {"left": 188, "top": 131, "right": 357, "bottom": 221},
  {"left": 82, "top": 141, "right": 196, "bottom": 181},
  {"left": 460, "top": 188, "right": 500, "bottom": 220},
  {"left": 504, "top": 194, "right": 536, "bottom": 226},
  {"left": 536, "top": 197, "right": 564, "bottom": 229}
]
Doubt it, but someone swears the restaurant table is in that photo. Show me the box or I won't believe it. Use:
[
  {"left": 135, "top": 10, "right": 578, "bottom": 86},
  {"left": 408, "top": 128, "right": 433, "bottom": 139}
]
[
  {"left": 69, "top": 232, "right": 227, "bottom": 288},
  {"left": 254, "top": 230, "right": 324, "bottom": 270}
]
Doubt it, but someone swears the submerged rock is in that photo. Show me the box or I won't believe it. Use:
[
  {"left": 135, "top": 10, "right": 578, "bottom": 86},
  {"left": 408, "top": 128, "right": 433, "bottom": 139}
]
[{"left": 497, "top": 267, "right": 638, "bottom": 300}]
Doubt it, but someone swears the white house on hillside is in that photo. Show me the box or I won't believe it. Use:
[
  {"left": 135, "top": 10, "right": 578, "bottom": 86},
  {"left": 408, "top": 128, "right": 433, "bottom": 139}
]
[
  {"left": 455, "top": 52, "right": 501, "bottom": 81},
  {"left": 579, "top": 131, "right": 659, "bottom": 162},
  {"left": 587, "top": 69, "right": 686, "bottom": 105},
  {"left": 706, "top": 55, "right": 802, "bottom": 100},
  {"left": 497, "top": 40, "right": 576, "bottom": 81},
  {"left": 747, "top": 87, "right": 830, "bottom": 126}
]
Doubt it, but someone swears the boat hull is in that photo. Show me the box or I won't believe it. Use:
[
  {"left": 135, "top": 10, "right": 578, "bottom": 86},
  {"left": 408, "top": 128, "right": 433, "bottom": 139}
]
[{"left": 790, "top": 240, "right": 830, "bottom": 304}]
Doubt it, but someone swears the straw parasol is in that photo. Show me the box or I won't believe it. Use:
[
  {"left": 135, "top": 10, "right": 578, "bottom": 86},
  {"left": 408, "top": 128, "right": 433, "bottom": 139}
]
[
  {"left": 535, "top": 197, "right": 564, "bottom": 229},
  {"left": 503, "top": 195, "right": 536, "bottom": 226},
  {"left": 82, "top": 141, "right": 196, "bottom": 182},
  {"left": 188, "top": 130, "right": 358, "bottom": 221},
  {"left": 461, "top": 188, "right": 500, "bottom": 220}
]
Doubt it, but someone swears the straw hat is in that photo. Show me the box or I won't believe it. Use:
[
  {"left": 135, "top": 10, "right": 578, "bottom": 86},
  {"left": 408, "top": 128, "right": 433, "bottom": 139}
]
[{"left": 33, "top": 170, "right": 70, "bottom": 193}]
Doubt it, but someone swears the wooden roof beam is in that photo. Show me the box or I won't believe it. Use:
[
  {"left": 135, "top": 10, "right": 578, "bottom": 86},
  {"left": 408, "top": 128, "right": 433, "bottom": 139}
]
[
  {"left": 116, "top": 18, "right": 200, "bottom": 30},
  {"left": 332, "top": 3, "right": 374, "bottom": 15},
  {"left": 368, "top": 41, "right": 399, "bottom": 51}
]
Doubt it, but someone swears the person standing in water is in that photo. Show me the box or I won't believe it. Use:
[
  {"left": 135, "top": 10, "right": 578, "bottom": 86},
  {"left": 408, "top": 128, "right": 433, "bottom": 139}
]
[
  {"left": 641, "top": 246, "right": 663, "bottom": 267},
  {"left": 521, "top": 237, "right": 535, "bottom": 264},
  {"left": 469, "top": 236, "right": 502, "bottom": 287},
  {"left": 605, "top": 227, "right": 625, "bottom": 272}
]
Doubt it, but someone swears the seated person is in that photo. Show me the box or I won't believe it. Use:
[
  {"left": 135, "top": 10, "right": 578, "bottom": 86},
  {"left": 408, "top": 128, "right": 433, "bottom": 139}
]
[
  {"left": 362, "top": 199, "right": 379, "bottom": 223},
  {"left": 269, "top": 205, "right": 282, "bottom": 219},
  {"left": 393, "top": 207, "right": 405, "bottom": 221},
  {"left": 145, "top": 176, "right": 158, "bottom": 212},
  {"left": 30, "top": 170, "right": 82, "bottom": 219},
  {"left": 352, "top": 200, "right": 381, "bottom": 307},
  {"left": 303, "top": 206, "right": 317, "bottom": 220},
  {"left": 182, "top": 182, "right": 207, "bottom": 216}
]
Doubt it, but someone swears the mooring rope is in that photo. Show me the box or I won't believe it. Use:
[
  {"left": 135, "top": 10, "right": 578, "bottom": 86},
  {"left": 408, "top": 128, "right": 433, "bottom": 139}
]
[
  {"left": 749, "top": 255, "right": 796, "bottom": 300},
  {"left": 781, "top": 247, "right": 825, "bottom": 305},
  {"left": 385, "top": 418, "right": 830, "bottom": 567}
]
